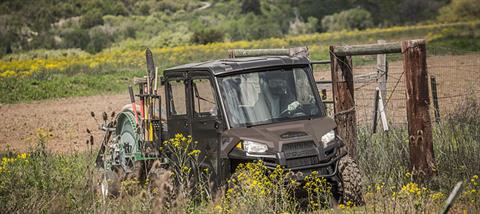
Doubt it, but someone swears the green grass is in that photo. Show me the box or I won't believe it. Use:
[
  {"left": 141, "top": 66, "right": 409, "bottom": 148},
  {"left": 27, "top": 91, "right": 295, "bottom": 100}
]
[
  {"left": 2, "top": 100, "right": 480, "bottom": 213},
  {"left": 0, "top": 69, "right": 142, "bottom": 103},
  {"left": 1, "top": 21, "right": 480, "bottom": 104}
]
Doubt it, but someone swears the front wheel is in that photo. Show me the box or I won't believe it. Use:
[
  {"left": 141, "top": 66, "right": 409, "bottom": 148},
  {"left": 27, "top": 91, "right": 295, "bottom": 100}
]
[{"left": 336, "top": 155, "right": 364, "bottom": 205}]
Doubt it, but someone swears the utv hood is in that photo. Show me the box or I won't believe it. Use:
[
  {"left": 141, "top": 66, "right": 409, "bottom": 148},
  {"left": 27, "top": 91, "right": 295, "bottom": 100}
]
[{"left": 220, "top": 116, "right": 336, "bottom": 158}]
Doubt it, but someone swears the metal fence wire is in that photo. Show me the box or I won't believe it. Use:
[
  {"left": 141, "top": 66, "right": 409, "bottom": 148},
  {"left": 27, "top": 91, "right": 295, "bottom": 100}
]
[{"left": 313, "top": 46, "right": 480, "bottom": 133}]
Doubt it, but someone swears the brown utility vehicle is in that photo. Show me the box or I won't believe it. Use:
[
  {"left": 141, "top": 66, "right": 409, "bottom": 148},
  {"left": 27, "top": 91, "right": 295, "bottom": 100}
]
[{"left": 96, "top": 49, "right": 364, "bottom": 204}]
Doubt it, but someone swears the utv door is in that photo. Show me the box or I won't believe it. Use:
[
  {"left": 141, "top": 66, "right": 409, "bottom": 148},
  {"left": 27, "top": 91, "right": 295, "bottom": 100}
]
[
  {"left": 189, "top": 71, "right": 222, "bottom": 185},
  {"left": 165, "top": 72, "right": 191, "bottom": 138}
]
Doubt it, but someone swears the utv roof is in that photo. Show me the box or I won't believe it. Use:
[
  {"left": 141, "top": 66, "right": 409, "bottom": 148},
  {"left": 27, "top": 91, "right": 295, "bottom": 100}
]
[{"left": 164, "top": 56, "right": 310, "bottom": 76}]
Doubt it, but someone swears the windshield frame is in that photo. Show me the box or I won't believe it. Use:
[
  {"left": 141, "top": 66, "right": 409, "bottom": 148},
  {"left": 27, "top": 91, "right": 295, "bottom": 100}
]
[{"left": 216, "top": 65, "right": 326, "bottom": 128}]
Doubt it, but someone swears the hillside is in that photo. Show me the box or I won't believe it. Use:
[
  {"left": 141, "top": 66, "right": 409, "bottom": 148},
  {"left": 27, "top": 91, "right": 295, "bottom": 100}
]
[
  {"left": 1, "top": 20, "right": 479, "bottom": 104},
  {"left": 2, "top": 0, "right": 478, "bottom": 56}
]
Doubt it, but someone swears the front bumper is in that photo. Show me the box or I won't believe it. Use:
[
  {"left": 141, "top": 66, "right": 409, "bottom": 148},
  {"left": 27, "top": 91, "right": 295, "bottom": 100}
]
[{"left": 229, "top": 140, "right": 346, "bottom": 178}]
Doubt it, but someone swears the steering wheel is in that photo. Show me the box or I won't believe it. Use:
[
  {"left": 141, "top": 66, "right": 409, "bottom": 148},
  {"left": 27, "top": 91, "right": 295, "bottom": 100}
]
[{"left": 279, "top": 102, "right": 304, "bottom": 117}]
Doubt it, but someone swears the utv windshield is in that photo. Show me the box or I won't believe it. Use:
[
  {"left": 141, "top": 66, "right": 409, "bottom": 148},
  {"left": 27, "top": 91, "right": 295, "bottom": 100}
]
[{"left": 218, "top": 67, "right": 323, "bottom": 128}]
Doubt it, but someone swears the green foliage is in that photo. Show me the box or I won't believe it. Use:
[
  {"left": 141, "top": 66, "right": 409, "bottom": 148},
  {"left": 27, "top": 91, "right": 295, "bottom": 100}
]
[
  {"left": 0, "top": 129, "right": 95, "bottom": 212},
  {"left": 80, "top": 9, "right": 104, "bottom": 29},
  {"left": 1, "top": 114, "right": 480, "bottom": 212},
  {"left": 241, "top": 0, "right": 262, "bottom": 15},
  {"left": 226, "top": 13, "right": 284, "bottom": 41},
  {"left": 86, "top": 27, "right": 114, "bottom": 53},
  {"left": 0, "top": 70, "right": 140, "bottom": 103},
  {"left": 0, "top": 21, "right": 479, "bottom": 103},
  {"left": 0, "top": 0, "right": 458, "bottom": 55},
  {"left": 321, "top": 8, "right": 374, "bottom": 32},
  {"left": 437, "top": 0, "right": 480, "bottom": 22},
  {"left": 358, "top": 98, "right": 480, "bottom": 192},
  {"left": 288, "top": 16, "right": 319, "bottom": 35},
  {"left": 191, "top": 28, "right": 225, "bottom": 44},
  {"left": 350, "top": 0, "right": 447, "bottom": 25},
  {"left": 61, "top": 28, "right": 91, "bottom": 50}
]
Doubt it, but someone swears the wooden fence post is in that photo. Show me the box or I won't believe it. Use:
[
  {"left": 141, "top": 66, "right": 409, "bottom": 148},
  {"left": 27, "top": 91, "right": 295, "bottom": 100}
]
[
  {"left": 330, "top": 46, "right": 358, "bottom": 159},
  {"left": 377, "top": 40, "right": 388, "bottom": 110},
  {"left": 402, "top": 39, "right": 436, "bottom": 180}
]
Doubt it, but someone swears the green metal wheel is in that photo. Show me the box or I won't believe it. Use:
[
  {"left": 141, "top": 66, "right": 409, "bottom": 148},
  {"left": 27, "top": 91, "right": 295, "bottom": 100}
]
[{"left": 115, "top": 111, "right": 139, "bottom": 173}]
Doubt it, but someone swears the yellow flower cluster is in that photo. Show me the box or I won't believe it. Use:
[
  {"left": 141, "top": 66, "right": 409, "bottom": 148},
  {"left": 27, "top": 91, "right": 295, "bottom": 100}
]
[
  {"left": 338, "top": 200, "right": 354, "bottom": 210},
  {"left": 400, "top": 182, "right": 426, "bottom": 196},
  {"left": 303, "top": 171, "right": 333, "bottom": 208},
  {"left": 431, "top": 192, "right": 446, "bottom": 201},
  {"left": 463, "top": 174, "right": 480, "bottom": 203},
  {"left": 228, "top": 161, "right": 273, "bottom": 197},
  {"left": 163, "top": 133, "right": 194, "bottom": 149},
  {"left": 0, "top": 153, "right": 29, "bottom": 173},
  {"left": 0, "top": 21, "right": 476, "bottom": 79}
]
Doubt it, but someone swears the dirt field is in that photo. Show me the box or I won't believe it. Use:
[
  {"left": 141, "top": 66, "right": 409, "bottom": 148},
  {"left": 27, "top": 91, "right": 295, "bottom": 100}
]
[
  {"left": 1, "top": 54, "right": 479, "bottom": 153},
  {"left": 0, "top": 94, "right": 130, "bottom": 153}
]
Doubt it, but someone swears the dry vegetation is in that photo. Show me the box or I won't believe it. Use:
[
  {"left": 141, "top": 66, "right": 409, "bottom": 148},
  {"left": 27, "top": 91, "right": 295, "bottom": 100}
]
[{"left": 1, "top": 97, "right": 480, "bottom": 213}]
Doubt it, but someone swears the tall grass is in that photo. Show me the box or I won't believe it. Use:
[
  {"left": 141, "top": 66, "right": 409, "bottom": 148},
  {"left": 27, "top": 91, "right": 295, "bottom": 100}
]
[
  {"left": 358, "top": 98, "right": 480, "bottom": 191},
  {"left": 1, "top": 100, "right": 480, "bottom": 213}
]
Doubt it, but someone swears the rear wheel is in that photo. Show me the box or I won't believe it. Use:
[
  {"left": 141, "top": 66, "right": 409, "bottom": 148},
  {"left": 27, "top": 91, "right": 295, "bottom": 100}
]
[
  {"left": 337, "top": 155, "right": 364, "bottom": 205},
  {"left": 98, "top": 111, "right": 143, "bottom": 197},
  {"left": 117, "top": 112, "right": 138, "bottom": 174}
]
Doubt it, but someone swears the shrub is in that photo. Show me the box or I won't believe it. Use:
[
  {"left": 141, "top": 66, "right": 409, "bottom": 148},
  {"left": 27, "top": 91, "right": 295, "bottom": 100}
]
[
  {"left": 0, "top": 129, "right": 95, "bottom": 212},
  {"left": 61, "top": 28, "right": 91, "bottom": 50},
  {"left": 80, "top": 9, "right": 104, "bottom": 29},
  {"left": 321, "top": 8, "right": 374, "bottom": 32},
  {"left": 86, "top": 27, "right": 114, "bottom": 53},
  {"left": 191, "top": 28, "right": 225, "bottom": 44},
  {"left": 288, "top": 16, "right": 318, "bottom": 35},
  {"left": 241, "top": 0, "right": 262, "bottom": 15},
  {"left": 437, "top": 0, "right": 480, "bottom": 22}
]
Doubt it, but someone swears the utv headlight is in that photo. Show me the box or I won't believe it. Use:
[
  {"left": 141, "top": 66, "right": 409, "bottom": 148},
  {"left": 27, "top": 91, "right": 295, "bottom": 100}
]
[
  {"left": 238, "top": 140, "right": 268, "bottom": 153},
  {"left": 321, "top": 130, "right": 336, "bottom": 147}
]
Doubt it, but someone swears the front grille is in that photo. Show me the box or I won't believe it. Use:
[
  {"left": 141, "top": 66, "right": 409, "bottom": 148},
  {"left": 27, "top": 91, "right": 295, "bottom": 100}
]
[
  {"left": 286, "top": 156, "right": 319, "bottom": 168},
  {"left": 282, "top": 141, "right": 319, "bottom": 168},
  {"left": 282, "top": 141, "right": 316, "bottom": 151}
]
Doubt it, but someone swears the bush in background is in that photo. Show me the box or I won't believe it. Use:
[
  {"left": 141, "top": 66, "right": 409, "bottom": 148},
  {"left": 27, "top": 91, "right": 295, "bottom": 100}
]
[
  {"left": 191, "top": 28, "right": 225, "bottom": 45},
  {"left": 321, "top": 8, "right": 374, "bottom": 32},
  {"left": 437, "top": 0, "right": 480, "bottom": 23},
  {"left": 288, "top": 16, "right": 318, "bottom": 35}
]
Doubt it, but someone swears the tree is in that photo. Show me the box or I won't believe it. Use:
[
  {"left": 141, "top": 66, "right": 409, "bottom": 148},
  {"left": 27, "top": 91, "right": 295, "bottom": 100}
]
[
  {"left": 289, "top": 16, "right": 318, "bottom": 35},
  {"left": 241, "top": 0, "right": 262, "bottom": 15},
  {"left": 80, "top": 9, "right": 104, "bottom": 29},
  {"left": 437, "top": 0, "right": 480, "bottom": 22},
  {"left": 321, "top": 8, "right": 373, "bottom": 32},
  {"left": 350, "top": 0, "right": 447, "bottom": 25},
  {"left": 191, "top": 28, "right": 224, "bottom": 44}
]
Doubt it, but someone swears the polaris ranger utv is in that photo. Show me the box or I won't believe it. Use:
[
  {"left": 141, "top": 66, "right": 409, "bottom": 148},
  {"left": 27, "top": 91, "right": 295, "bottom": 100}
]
[{"left": 95, "top": 48, "right": 363, "bottom": 204}]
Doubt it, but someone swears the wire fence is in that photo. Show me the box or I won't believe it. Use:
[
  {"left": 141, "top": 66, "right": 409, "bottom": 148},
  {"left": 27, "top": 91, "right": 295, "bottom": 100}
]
[{"left": 313, "top": 46, "right": 480, "bottom": 133}]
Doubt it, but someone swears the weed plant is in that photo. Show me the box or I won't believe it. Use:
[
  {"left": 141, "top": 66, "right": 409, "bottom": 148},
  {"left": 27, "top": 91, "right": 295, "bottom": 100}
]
[{"left": 1, "top": 100, "right": 480, "bottom": 213}]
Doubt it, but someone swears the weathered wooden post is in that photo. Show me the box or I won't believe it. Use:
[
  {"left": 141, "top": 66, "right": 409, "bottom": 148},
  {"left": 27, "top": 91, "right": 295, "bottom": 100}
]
[
  {"left": 330, "top": 46, "right": 358, "bottom": 159},
  {"left": 401, "top": 39, "right": 436, "bottom": 179},
  {"left": 377, "top": 40, "right": 388, "bottom": 109}
]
